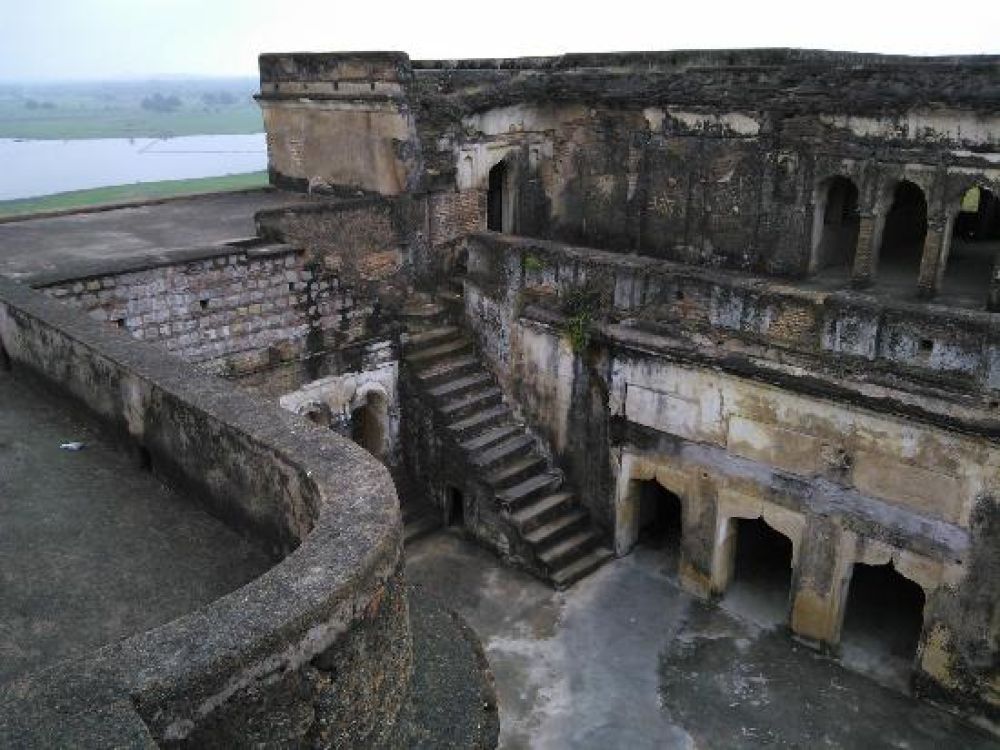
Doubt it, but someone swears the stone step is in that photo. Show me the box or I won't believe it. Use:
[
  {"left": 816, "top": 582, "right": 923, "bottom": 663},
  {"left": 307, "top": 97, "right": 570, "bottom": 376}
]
[
  {"left": 401, "top": 301, "right": 447, "bottom": 321},
  {"left": 470, "top": 434, "right": 535, "bottom": 470},
  {"left": 446, "top": 404, "right": 511, "bottom": 438},
  {"left": 487, "top": 454, "right": 549, "bottom": 490},
  {"left": 405, "top": 337, "right": 472, "bottom": 365},
  {"left": 460, "top": 424, "right": 522, "bottom": 454},
  {"left": 550, "top": 547, "right": 614, "bottom": 589},
  {"left": 514, "top": 493, "right": 577, "bottom": 536},
  {"left": 497, "top": 472, "right": 562, "bottom": 511},
  {"left": 538, "top": 530, "right": 598, "bottom": 569},
  {"left": 439, "top": 387, "right": 503, "bottom": 420},
  {"left": 406, "top": 326, "right": 460, "bottom": 351},
  {"left": 428, "top": 372, "right": 493, "bottom": 401},
  {"left": 417, "top": 355, "right": 479, "bottom": 387}
]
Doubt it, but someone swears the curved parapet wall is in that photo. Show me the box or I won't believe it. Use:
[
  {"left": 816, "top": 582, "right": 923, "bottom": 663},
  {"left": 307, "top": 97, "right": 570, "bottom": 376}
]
[{"left": 0, "top": 277, "right": 410, "bottom": 746}]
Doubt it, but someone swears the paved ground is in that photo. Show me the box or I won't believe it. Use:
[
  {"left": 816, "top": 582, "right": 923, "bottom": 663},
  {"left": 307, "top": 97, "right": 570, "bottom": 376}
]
[
  {"left": 0, "top": 369, "right": 273, "bottom": 685},
  {"left": 0, "top": 189, "right": 315, "bottom": 277},
  {"left": 405, "top": 531, "right": 999, "bottom": 750}
]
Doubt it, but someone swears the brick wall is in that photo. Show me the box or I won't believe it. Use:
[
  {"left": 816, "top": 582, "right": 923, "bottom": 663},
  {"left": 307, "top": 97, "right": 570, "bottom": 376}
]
[
  {"left": 40, "top": 244, "right": 369, "bottom": 375},
  {"left": 429, "top": 189, "right": 484, "bottom": 248}
]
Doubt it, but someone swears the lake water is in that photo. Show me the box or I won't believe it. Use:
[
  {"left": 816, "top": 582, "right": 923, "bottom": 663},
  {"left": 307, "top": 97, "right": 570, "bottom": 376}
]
[{"left": 0, "top": 133, "right": 267, "bottom": 201}]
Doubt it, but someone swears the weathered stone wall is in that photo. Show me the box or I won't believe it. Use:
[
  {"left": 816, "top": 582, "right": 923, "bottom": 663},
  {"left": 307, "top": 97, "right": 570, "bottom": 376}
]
[
  {"left": 258, "top": 50, "right": 1000, "bottom": 295},
  {"left": 33, "top": 243, "right": 351, "bottom": 376},
  {"left": 257, "top": 53, "right": 422, "bottom": 196},
  {"left": 0, "top": 277, "right": 410, "bottom": 747},
  {"left": 461, "top": 231, "right": 999, "bottom": 721}
]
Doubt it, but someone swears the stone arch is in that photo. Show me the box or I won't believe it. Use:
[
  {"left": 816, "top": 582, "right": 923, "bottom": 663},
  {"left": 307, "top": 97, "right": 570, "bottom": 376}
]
[
  {"left": 350, "top": 384, "right": 390, "bottom": 459},
  {"left": 810, "top": 175, "right": 861, "bottom": 275},
  {"left": 939, "top": 182, "right": 1000, "bottom": 307},
  {"left": 297, "top": 400, "right": 332, "bottom": 428},
  {"left": 829, "top": 540, "right": 939, "bottom": 652},
  {"left": 487, "top": 158, "right": 509, "bottom": 232},
  {"left": 874, "top": 179, "right": 928, "bottom": 287},
  {"left": 711, "top": 501, "right": 803, "bottom": 595},
  {"left": 615, "top": 456, "right": 690, "bottom": 556},
  {"left": 836, "top": 549, "right": 930, "bottom": 687}
]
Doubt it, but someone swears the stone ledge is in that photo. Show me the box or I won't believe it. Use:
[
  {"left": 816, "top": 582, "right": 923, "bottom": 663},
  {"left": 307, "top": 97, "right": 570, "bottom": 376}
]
[{"left": 0, "top": 276, "right": 409, "bottom": 747}]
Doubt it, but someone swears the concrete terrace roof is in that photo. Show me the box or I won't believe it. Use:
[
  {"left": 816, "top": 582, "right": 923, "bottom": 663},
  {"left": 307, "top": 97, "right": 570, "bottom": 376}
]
[{"left": 0, "top": 189, "right": 318, "bottom": 279}]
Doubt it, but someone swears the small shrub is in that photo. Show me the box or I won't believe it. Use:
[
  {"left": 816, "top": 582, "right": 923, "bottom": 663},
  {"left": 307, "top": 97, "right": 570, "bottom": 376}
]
[
  {"left": 523, "top": 253, "right": 546, "bottom": 273},
  {"left": 560, "top": 282, "right": 607, "bottom": 354}
]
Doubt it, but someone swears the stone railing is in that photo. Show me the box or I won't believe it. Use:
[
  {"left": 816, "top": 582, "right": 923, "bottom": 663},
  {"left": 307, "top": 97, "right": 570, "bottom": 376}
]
[{"left": 0, "top": 277, "right": 409, "bottom": 747}]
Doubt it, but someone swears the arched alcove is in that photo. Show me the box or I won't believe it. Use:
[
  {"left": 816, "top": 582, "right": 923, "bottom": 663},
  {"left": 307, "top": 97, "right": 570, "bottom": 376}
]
[
  {"left": 351, "top": 390, "right": 388, "bottom": 459},
  {"left": 940, "top": 185, "right": 1000, "bottom": 306},
  {"left": 721, "top": 517, "right": 794, "bottom": 626},
  {"left": 635, "top": 479, "right": 683, "bottom": 576},
  {"left": 877, "top": 180, "right": 928, "bottom": 288},
  {"left": 812, "top": 176, "right": 861, "bottom": 275},
  {"left": 839, "top": 562, "right": 926, "bottom": 691},
  {"left": 487, "top": 160, "right": 508, "bottom": 232}
]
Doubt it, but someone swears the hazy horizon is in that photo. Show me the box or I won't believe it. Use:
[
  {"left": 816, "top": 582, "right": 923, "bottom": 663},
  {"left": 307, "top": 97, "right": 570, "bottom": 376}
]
[{"left": 1, "top": 0, "right": 997, "bottom": 83}]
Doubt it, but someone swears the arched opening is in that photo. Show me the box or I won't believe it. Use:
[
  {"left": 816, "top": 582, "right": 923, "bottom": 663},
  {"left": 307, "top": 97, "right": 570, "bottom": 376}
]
[
  {"left": 446, "top": 486, "right": 465, "bottom": 528},
  {"left": 940, "top": 185, "right": 1000, "bottom": 306},
  {"left": 812, "top": 176, "right": 860, "bottom": 274},
  {"left": 487, "top": 160, "right": 507, "bottom": 232},
  {"left": 350, "top": 391, "right": 387, "bottom": 459},
  {"left": 877, "top": 180, "right": 927, "bottom": 287},
  {"left": 722, "top": 517, "right": 793, "bottom": 627},
  {"left": 840, "top": 562, "right": 926, "bottom": 691},
  {"left": 635, "top": 480, "right": 683, "bottom": 575},
  {"left": 301, "top": 402, "right": 332, "bottom": 429}
]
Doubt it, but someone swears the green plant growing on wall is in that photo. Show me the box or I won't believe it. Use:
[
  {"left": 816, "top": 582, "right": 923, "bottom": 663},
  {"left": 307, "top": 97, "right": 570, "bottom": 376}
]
[
  {"left": 523, "top": 253, "right": 546, "bottom": 273},
  {"left": 560, "top": 282, "right": 606, "bottom": 354}
]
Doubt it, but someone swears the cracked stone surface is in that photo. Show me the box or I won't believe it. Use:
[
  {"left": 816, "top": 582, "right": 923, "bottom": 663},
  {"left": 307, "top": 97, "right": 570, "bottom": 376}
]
[{"left": 405, "top": 530, "right": 998, "bottom": 749}]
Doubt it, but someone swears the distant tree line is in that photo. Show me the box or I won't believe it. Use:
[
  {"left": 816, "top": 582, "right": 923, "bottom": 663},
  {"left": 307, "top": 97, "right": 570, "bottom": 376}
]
[
  {"left": 141, "top": 93, "right": 182, "bottom": 112},
  {"left": 24, "top": 99, "right": 56, "bottom": 110}
]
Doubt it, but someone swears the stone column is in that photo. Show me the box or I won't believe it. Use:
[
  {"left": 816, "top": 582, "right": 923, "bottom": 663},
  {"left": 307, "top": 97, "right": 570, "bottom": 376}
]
[
  {"left": 916, "top": 217, "right": 949, "bottom": 300},
  {"left": 789, "top": 517, "right": 852, "bottom": 648},
  {"left": 850, "top": 214, "right": 879, "bottom": 288}
]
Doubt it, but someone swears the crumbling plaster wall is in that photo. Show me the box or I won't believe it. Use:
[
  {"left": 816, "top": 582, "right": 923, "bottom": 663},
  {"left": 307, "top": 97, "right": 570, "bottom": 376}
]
[{"left": 460, "top": 231, "right": 998, "bottom": 720}]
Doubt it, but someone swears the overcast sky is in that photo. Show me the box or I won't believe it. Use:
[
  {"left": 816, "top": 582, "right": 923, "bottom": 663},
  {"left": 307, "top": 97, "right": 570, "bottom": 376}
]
[{"left": 1, "top": 0, "right": 997, "bottom": 81}]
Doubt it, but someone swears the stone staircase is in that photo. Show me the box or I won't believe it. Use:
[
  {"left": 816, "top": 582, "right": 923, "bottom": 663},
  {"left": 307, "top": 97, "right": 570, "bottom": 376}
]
[{"left": 402, "top": 323, "right": 613, "bottom": 588}]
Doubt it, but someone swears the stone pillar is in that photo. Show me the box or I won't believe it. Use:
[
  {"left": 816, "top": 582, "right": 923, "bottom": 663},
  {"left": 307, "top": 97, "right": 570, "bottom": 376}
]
[
  {"left": 789, "top": 517, "right": 852, "bottom": 648},
  {"left": 916, "top": 217, "right": 948, "bottom": 300},
  {"left": 850, "top": 214, "right": 879, "bottom": 288}
]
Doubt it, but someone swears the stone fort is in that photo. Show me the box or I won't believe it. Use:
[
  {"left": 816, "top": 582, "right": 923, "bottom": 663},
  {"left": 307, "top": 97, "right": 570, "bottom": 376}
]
[{"left": 0, "top": 49, "right": 997, "bottom": 746}]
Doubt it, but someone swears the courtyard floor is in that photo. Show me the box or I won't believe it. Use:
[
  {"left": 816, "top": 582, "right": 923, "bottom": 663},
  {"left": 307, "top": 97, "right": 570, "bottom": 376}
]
[{"left": 405, "top": 530, "right": 998, "bottom": 750}]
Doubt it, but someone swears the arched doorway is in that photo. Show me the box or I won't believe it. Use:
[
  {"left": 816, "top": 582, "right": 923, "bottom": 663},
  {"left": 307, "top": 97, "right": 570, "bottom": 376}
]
[
  {"left": 940, "top": 185, "right": 1000, "bottom": 306},
  {"left": 721, "top": 517, "right": 794, "bottom": 627},
  {"left": 487, "top": 160, "right": 507, "bottom": 232},
  {"left": 812, "top": 176, "right": 860, "bottom": 274},
  {"left": 839, "top": 562, "right": 926, "bottom": 691},
  {"left": 351, "top": 390, "right": 387, "bottom": 459},
  {"left": 635, "top": 479, "right": 683, "bottom": 576},
  {"left": 877, "top": 180, "right": 927, "bottom": 288}
]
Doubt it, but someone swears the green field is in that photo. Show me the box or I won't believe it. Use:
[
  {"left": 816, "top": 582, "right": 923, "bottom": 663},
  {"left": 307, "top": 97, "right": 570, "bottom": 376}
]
[
  {"left": 0, "top": 172, "right": 269, "bottom": 219},
  {"left": 0, "top": 78, "right": 263, "bottom": 140}
]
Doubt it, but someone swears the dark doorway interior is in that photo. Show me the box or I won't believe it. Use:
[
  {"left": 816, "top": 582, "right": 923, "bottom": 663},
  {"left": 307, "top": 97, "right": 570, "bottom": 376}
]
[
  {"left": 446, "top": 486, "right": 465, "bottom": 528},
  {"left": 815, "top": 176, "right": 861, "bottom": 272},
  {"left": 840, "top": 563, "right": 925, "bottom": 690},
  {"left": 351, "top": 392, "right": 386, "bottom": 459},
  {"left": 724, "top": 517, "right": 793, "bottom": 626},
  {"left": 487, "top": 161, "right": 506, "bottom": 232},
  {"left": 941, "top": 186, "right": 1000, "bottom": 306},
  {"left": 878, "top": 181, "right": 927, "bottom": 287},
  {"left": 636, "top": 480, "right": 683, "bottom": 574}
]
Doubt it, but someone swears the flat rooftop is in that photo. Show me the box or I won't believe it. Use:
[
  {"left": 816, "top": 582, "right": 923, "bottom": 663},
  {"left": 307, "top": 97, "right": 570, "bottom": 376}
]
[
  {"left": 0, "top": 189, "right": 315, "bottom": 279},
  {"left": 0, "top": 368, "right": 272, "bottom": 686}
]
